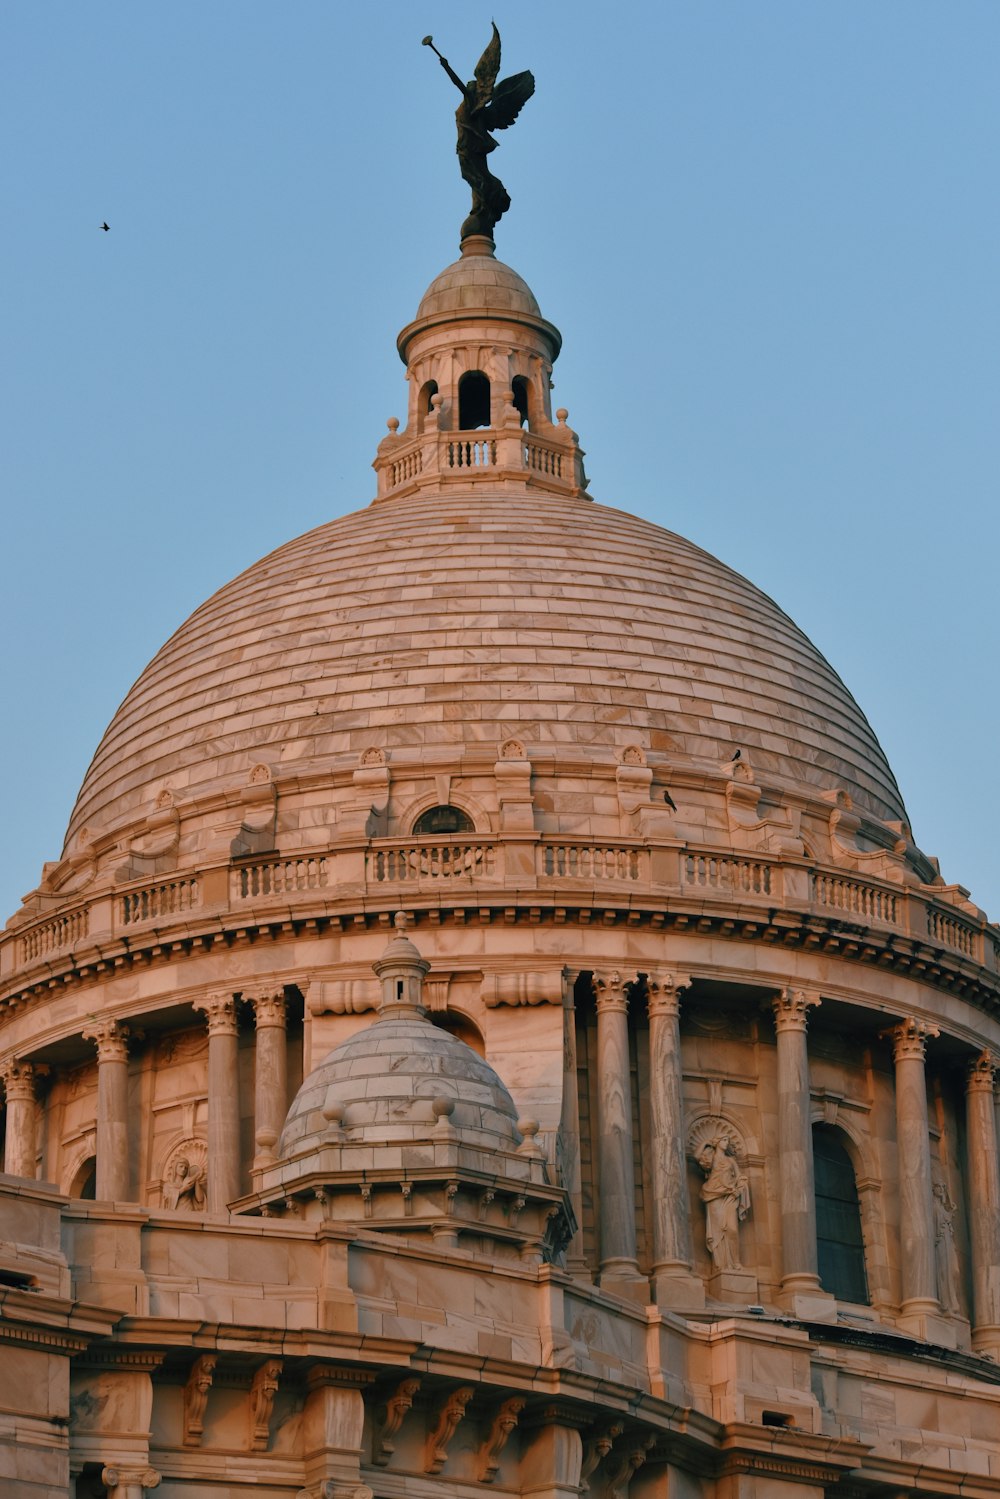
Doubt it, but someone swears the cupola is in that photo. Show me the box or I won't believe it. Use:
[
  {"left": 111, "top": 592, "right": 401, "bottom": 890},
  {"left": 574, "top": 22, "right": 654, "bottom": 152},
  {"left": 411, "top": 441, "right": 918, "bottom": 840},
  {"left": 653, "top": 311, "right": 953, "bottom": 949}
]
[{"left": 373, "top": 236, "right": 588, "bottom": 501}]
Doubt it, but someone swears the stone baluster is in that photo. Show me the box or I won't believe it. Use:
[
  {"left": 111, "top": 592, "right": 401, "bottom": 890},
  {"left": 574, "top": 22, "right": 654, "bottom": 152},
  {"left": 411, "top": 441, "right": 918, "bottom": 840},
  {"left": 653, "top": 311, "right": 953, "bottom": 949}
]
[
  {"left": 966, "top": 1052, "right": 1000, "bottom": 1357},
  {"left": 0, "top": 1060, "right": 42, "bottom": 1179},
  {"left": 646, "top": 973, "right": 703, "bottom": 1308},
  {"left": 193, "top": 993, "right": 242, "bottom": 1213},
  {"left": 82, "top": 1019, "right": 132, "bottom": 1201},
  {"left": 887, "top": 1017, "right": 940, "bottom": 1327},
  {"left": 592, "top": 971, "right": 643, "bottom": 1295},
  {"left": 247, "top": 987, "right": 287, "bottom": 1169},
  {"left": 772, "top": 989, "right": 826, "bottom": 1311}
]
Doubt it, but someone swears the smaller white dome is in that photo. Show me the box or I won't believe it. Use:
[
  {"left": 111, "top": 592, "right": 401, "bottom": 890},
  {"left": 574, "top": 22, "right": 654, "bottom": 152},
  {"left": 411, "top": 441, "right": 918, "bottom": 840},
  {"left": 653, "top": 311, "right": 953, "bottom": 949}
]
[{"left": 278, "top": 1013, "right": 520, "bottom": 1159}]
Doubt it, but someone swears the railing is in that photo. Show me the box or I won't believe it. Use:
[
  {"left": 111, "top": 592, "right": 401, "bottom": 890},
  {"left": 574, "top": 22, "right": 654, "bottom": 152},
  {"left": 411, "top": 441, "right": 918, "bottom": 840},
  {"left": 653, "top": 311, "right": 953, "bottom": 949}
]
[
  {"left": 682, "top": 853, "right": 773, "bottom": 897},
  {"left": 540, "top": 844, "right": 644, "bottom": 881},
  {"left": 446, "top": 438, "right": 496, "bottom": 469},
  {"left": 812, "top": 874, "right": 897, "bottom": 925},
  {"left": 233, "top": 857, "right": 330, "bottom": 901},
  {"left": 926, "top": 905, "right": 980, "bottom": 961},
  {"left": 368, "top": 841, "right": 496, "bottom": 882},
  {"left": 389, "top": 449, "right": 422, "bottom": 487},
  {"left": 121, "top": 878, "right": 200, "bottom": 926},
  {"left": 20, "top": 906, "right": 89, "bottom": 964},
  {"left": 524, "top": 440, "right": 563, "bottom": 478}
]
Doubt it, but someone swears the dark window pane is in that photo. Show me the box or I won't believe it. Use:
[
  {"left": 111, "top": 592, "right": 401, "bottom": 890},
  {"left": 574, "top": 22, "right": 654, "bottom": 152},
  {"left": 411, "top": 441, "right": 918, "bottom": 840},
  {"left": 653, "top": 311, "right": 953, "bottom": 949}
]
[{"left": 814, "top": 1126, "right": 869, "bottom": 1303}]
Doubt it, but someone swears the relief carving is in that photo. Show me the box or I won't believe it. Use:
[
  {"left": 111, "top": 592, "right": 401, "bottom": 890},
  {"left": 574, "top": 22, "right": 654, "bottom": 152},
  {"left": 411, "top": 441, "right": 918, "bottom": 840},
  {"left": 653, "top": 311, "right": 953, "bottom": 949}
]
[
  {"left": 183, "top": 1354, "right": 217, "bottom": 1446},
  {"left": 425, "top": 1384, "right": 474, "bottom": 1474},
  {"left": 933, "top": 1183, "right": 961, "bottom": 1315},
  {"left": 161, "top": 1140, "right": 208, "bottom": 1211},
  {"left": 689, "top": 1118, "right": 751, "bottom": 1271},
  {"left": 373, "top": 1376, "right": 420, "bottom": 1466},
  {"left": 478, "top": 1395, "right": 525, "bottom": 1482},
  {"left": 249, "top": 1358, "right": 282, "bottom": 1451}
]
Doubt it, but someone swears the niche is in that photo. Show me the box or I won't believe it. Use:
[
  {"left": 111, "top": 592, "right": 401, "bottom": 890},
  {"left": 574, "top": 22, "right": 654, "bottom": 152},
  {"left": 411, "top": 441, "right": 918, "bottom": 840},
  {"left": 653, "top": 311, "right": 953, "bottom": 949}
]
[{"left": 458, "top": 370, "right": 491, "bottom": 430}]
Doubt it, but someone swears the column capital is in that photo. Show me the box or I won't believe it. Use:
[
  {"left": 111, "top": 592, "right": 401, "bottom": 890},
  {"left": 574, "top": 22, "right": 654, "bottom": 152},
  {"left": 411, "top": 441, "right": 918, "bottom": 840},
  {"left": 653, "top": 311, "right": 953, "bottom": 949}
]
[
  {"left": 772, "top": 987, "right": 820, "bottom": 1033},
  {"left": 193, "top": 992, "right": 239, "bottom": 1037},
  {"left": 245, "top": 988, "right": 287, "bottom": 1027},
  {"left": 82, "top": 1017, "right": 131, "bottom": 1063},
  {"left": 592, "top": 970, "right": 631, "bottom": 1014},
  {"left": 967, "top": 1050, "right": 997, "bottom": 1093},
  {"left": 101, "top": 1470, "right": 160, "bottom": 1496},
  {"left": 0, "top": 1058, "right": 44, "bottom": 1101},
  {"left": 646, "top": 972, "right": 691, "bottom": 1019},
  {"left": 884, "top": 1016, "right": 939, "bottom": 1063}
]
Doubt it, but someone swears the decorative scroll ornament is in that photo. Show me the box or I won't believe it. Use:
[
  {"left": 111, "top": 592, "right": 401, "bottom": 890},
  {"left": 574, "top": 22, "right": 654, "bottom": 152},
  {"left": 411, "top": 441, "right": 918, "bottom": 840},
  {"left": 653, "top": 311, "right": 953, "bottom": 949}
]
[
  {"left": 479, "top": 1395, "right": 526, "bottom": 1482},
  {"left": 580, "top": 1422, "right": 623, "bottom": 1493},
  {"left": 373, "top": 1377, "right": 420, "bottom": 1466},
  {"left": 425, "top": 1384, "right": 474, "bottom": 1474},
  {"left": 606, "top": 1434, "right": 655, "bottom": 1499},
  {"left": 183, "top": 1354, "right": 217, "bottom": 1446},
  {"left": 249, "top": 1359, "right": 282, "bottom": 1451}
]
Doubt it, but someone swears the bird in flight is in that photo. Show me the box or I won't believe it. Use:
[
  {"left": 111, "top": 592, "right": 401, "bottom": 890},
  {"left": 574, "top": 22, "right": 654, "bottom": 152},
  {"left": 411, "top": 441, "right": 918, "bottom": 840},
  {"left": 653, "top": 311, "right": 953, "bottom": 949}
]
[{"left": 100, "top": 222, "right": 110, "bottom": 231}]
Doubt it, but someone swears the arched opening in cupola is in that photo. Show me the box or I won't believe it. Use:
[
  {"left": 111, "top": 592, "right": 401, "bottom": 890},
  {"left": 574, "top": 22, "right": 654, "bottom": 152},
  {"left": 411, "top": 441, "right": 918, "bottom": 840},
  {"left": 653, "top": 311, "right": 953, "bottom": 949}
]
[
  {"left": 430, "top": 1008, "right": 486, "bottom": 1058},
  {"left": 417, "top": 378, "right": 439, "bottom": 431},
  {"left": 512, "top": 375, "right": 530, "bottom": 427},
  {"left": 412, "top": 804, "right": 475, "bottom": 836},
  {"left": 69, "top": 1156, "right": 97, "bottom": 1200},
  {"left": 813, "top": 1124, "right": 869, "bottom": 1303},
  {"left": 458, "top": 370, "right": 491, "bottom": 430}
]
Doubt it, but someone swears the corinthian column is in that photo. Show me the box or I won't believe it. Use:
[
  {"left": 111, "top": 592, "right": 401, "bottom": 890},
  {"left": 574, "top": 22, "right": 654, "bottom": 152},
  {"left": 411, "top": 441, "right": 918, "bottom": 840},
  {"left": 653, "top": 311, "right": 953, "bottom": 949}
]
[
  {"left": 247, "top": 987, "right": 287, "bottom": 1169},
  {"left": 966, "top": 1052, "right": 1000, "bottom": 1357},
  {"left": 772, "top": 989, "right": 823, "bottom": 1305},
  {"left": 82, "top": 1019, "right": 131, "bottom": 1200},
  {"left": 887, "top": 1017, "right": 940, "bottom": 1320},
  {"left": 0, "top": 1060, "right": 41, "bottom": 1179},
  {"left": 592, "top": 971, "right": 643, "bottom": 1294},
  {"left": 646, "top": 973, "right": 703, "bottom": 1307},
  {"left": 193, "top": 993, "right": 241, "bottom": 1212}
]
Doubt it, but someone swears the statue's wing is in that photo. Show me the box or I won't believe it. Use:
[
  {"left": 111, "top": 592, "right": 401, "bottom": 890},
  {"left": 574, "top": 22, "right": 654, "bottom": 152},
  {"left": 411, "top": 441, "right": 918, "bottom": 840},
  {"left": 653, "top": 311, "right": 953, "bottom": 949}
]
[
  {"left": 483, "top": 70, "right": 535, "bottom": 130},
  {"left": 474, "top": 22, "right": 502, "bottom": 105}
]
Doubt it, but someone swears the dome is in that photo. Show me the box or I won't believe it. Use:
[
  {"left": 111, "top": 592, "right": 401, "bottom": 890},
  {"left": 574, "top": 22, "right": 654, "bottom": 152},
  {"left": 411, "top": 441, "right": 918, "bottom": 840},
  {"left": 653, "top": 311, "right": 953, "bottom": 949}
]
[
  {"left": 277, "top": 1011, "right": 520, "bottom": 1159},
  {"left": 416, "top": 248, "right": 541, "bottom": 321},
  {"left": 64, "top": 490, "right": 905, "bottom": 846}
]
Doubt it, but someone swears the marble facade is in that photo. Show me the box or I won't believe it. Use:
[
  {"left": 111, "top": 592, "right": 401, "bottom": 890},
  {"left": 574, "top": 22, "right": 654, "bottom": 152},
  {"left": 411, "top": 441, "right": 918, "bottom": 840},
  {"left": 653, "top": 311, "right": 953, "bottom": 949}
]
[{"left": 2, "top": 236, "right": 1000, "bottom": 1498}]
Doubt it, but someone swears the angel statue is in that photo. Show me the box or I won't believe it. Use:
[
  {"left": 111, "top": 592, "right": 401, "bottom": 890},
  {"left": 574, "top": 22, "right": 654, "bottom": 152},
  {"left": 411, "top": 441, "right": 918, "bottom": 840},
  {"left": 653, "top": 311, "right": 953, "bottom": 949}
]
[{"left": 423, "top": 26, "right": 535, "bottom": 240}]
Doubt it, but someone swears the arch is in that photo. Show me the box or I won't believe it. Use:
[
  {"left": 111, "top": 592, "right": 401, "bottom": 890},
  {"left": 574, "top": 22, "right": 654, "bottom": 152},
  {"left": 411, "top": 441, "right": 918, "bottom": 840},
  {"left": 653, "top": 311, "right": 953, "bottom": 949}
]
[
  {"left": 417, "top": 378, "right": 439, "bottom": 432},
  {"left": 413, "top": 804, "right": 475, "bottom": 836},
  {"left": 813, "top": 1123, "right": 869, "bottom": 1304},
  {"left": 430, "top": 1008, "right": 486, "bottom": 1058},
  {"left": 511, "top": 375, "right": 530, "bottom": 428},
  {"left": 69, "top": 1155, "right": 97, "bottom": 1200},
  {"left": 458, "top": 370, "right": 491, "bottom": 430}
]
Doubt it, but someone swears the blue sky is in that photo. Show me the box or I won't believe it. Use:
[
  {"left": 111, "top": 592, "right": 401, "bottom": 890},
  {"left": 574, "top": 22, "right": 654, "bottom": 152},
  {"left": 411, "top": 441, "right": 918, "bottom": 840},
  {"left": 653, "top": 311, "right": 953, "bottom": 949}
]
[{"left": 2, "top": 2, "right": 998, "bottom": 922}]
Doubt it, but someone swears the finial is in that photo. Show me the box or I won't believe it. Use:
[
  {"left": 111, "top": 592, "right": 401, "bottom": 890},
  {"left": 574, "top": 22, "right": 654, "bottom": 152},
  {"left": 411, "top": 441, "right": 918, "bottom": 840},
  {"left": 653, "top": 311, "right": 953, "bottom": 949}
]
[
  {"left": 386, "top": 416, "right": 400, "bottom": 434},
  {"left": 423, "top": 24, "right": 535, "bottom": 242},
  {"left": 394, "top": 911, "right": 408, "bottom": 933}
]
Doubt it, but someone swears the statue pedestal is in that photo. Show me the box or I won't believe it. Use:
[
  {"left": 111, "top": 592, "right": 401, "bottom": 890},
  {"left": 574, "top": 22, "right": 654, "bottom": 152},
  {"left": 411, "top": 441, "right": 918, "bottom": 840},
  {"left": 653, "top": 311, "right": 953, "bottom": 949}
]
[{"left": 707, "top": 1268, "right": 757, "bottom": 1306}]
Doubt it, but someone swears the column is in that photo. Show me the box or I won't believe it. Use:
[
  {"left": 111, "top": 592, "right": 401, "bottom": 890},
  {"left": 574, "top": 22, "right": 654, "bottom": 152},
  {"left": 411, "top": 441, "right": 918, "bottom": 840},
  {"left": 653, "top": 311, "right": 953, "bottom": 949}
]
[
  {"left": 0, "top": 1060, "right": 41, "bottom": 1178},
  {"left": 248, "top": 987, "right": 287, "bottom": 1169},
  {"left": 966, "top": 1051, "right": 1000, "bottom": 1357},
  {"left": 82, "top": 1019, "right": 131, "bottom": 1200},
  {"left": 592, "top": 970, "right": 643, "bottom": 1294},
  {"left": 557, "top": 975, "right": 587, "bottom": 1275},
  {"left": 887, "top": 1017, "right": 940, "bottom": 1322},
  {"left": 193, "top": 993, "right": 241, "bottom": 1213},
  {"left": 646, "top": 973, "right": 703, "bottom": 1308},
  {"left": 772, "top": 989, "right": 825, "bottom": 1309}
]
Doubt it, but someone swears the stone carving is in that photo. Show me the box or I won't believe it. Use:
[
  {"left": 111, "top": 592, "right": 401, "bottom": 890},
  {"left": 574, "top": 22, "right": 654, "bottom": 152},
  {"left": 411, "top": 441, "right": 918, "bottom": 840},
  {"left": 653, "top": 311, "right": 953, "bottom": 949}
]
[
  {"left": 101, "top": 1471, "right": 160, "bottom": 1498},
  {"left": 580, "top": 1422, "right": 623, "bottom": 1493},
  {"left": 483, "top": 970, "right": 564, "bottom": 1007},
  {"left": 182, "top": 1353, "right": 217, "bottom": 1446},
  {"left": 248, "top": 763, "right": 272, "bottom": 785},
  {"left": 479, "top": 1395, "right": 525, "bottom": 1482},
  {"left": 162, "top": 1140, "right": 208, "bottom": 1211},
  {"left": 498, "top": 737, "right": 526, "bottom": 759},
  {"left": 933, "top": 1183, "right": 961, "bottom": 1315},
  {"left": 82, "top": 1017, "right": 131, "bottom": 1062},
  {"left": 423, "top": 25, "right": 535, "bottom": 240},
  {"left": 359, "top": 746, "right": 386, "bottom": 766},
  {"left": 373, "top": 1376, "right": 420, "bottom": 1466},
  {"left": 619, "top": 744, "right": 646, "bottom": 766},
  {"left": 884, "top": 1016, "right": 940, "bottom": 1061},
  {"left": 606, "top": 1434, "right": 655, "bottom": 1499},
  {"left": 690, "top": 1121, "right": 750, "bottom": 1271},
  {"left": 249, "top": 1358, "right": 282, "bottom": 1451},
  {"left": 425, "top": 1384, "right": 474, "bottom": 1474}
]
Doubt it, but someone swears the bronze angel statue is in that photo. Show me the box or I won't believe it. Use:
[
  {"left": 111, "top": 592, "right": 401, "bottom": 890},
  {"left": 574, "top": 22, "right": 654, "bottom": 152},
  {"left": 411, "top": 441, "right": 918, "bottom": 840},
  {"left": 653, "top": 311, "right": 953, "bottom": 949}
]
[{"left": 424, "top": 25, "right": 535, "bottom": 240}]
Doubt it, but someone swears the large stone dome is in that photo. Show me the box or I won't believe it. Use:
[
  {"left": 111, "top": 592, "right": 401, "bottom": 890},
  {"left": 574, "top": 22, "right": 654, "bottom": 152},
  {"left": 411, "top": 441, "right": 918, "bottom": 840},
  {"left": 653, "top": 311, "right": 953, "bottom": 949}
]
[{"left": 65, "top": 490, "right": 905, "bottom": 847}]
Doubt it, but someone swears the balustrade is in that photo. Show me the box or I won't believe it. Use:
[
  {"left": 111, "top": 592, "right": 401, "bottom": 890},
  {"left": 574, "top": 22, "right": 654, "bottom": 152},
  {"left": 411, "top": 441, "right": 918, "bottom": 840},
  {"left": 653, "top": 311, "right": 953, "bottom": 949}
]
[
  {"left": 20, "top": 906, "right": 89, "bottom": 963},
  {"left": 121, "top": 877, "right": 199, "bottom": 926},
  {"left": 233, "top": 856, "right": 329, "bottom": 901},
  {"left": 368, "top": 841, "right": 496, "bottom": 883},
  {"left": 926, "top": 904, "right": 980, "bottom": 960},
  {"left": 811, "top": 873, "right": 897, "bottom": 924},
  {"left": 683, "top": 853, "right": 773, "bottom": 896},
  {"left": 540, "top": 843, "right": 643, "bottom": 881}
]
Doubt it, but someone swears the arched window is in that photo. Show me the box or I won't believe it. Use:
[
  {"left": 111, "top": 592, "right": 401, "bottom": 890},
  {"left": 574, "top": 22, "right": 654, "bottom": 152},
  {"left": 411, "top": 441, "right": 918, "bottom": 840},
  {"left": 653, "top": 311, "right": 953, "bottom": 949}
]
[
  {"left": 413, "top": 804, "right": 474, "bottom": 836},
  {"left": 417, "top": 379, "right": 439, "bottom": 431},
  {"left": 458, "top": 371, "right": 491, "bottom": 430},
  {"left": 431, "top": 1009, "right": 486, "bottom": 1057},
  {"left": 69, "top": 1157, "right": 97, "bottom": 1200},
  {"left": 512, "top": 375, "right": 530, "bottom": 428},
  {"left": 814, "top": 1125, "right": 868, "bottom": 1303}
]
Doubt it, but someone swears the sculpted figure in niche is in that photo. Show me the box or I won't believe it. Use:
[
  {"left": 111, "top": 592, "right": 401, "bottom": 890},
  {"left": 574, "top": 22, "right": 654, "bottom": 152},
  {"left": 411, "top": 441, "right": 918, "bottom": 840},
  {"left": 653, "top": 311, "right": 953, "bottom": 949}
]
[
  {"left": 933, "top": 1183, "right": 961, "bottom": 1314},
  {"left": 162, "top": 1148, "right": 207, "bottom": 1211},
  {"left": 697, "top": 1134, "right": 750, "bottom": 1271}
]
